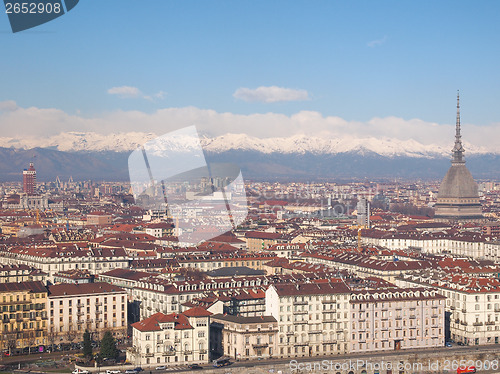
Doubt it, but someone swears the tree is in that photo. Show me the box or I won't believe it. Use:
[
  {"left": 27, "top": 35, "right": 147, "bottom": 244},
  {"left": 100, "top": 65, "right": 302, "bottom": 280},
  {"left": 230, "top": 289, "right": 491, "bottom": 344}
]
[
  {"left": 82, "top": 331, "right": 93, "bottom": 359},
  {"left": 47, "top": 330, "right": 57, "bottom": 352},
  {"left": 6, "top": 332, "right": 17, "bottom": 356},
  {"left": 65, "top": 327, "right": 77, "bottom": 344},
  {"left": 100, "top": 331, "right": 118, "bottom": 360}
]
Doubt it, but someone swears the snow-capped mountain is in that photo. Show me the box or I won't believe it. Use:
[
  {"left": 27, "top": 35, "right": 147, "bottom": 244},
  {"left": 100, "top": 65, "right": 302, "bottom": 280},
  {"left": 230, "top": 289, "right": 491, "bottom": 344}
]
[{"left": 0, "top": 131, "right": 493, "bottom": 158}]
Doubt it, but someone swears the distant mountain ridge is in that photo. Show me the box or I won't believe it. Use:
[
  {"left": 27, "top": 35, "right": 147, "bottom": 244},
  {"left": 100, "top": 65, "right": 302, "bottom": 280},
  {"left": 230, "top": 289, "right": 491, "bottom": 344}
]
[
  {"left": 0, "top": 131, "right": 494, "bottom": 158},
  {"left": 1, "top": 145, "right": 500, "bottom": 182}
]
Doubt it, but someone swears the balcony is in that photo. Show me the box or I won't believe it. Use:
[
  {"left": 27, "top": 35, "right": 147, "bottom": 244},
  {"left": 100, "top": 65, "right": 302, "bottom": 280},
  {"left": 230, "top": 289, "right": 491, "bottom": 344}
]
[
  {"left": 294, "top": 320, "right": 308, "bottom": 325},
  {"left": 252, "top": 343, "right": 268, "bottom": 348},
  {"left": 431, "top": 315, "right": 438, "bottom": 318},
  {"left": 184, "top": 350, "right": 192, "bottom": 355},
  {"left": 286, "top": 331, "right": 295, "bottom": 335},
  {"left": 293, "top": 300, "right": 307, "bottom": 306},
  {"left": 174, "top": 338, "right": 180, "bottom": 343},
  {"left": 294, "top": 310, "right": 308, "bottom": 315},
  {"left": 309, "top": 330, "right": 323, "bottom": 334},
  {"left": 162, "top": 351, "right": 175, "bottom": 356},
  {"left": 293, "top": 342, "right": 310, "bottom": 347},
  {"left": 199, "top": 349, "right": 207, "bottom": 354},
  {"left": 473, "top": 322, "right": 483, "bottom": 327},
  {"left": 450, "top": 306, "right": 455, "bottom": 310},
  {"left": 322, "top": 299, "right": 336, "bottom": 304},
  {"left": 486, "top": 321, "right": 495, "bottom": 326},
  {"left": 462, "top": 309, "right": 467, "bottom": 313},
  {"left": 145, "top": 353, "right": 154, "bottom": 357},
  {"left": 409, "top": 315, "right": 416, "bottom": 319},
  {"left": 95, "top": 302, "right": 102, "bottom": 307},
  {"left": 77, "top": 312, "right": 84, "bottom": 316}
]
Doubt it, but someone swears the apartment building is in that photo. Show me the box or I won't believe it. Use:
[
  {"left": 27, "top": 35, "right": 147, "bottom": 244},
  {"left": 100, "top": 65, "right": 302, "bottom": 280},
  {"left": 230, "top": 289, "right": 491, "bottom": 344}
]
[
  {"left": 245, "top": 231, "right": 288, "bottom": 251},
  {"left": 265, "top": 282, "right": 351, "bottom": 358},
  {"left": 175, "top": 252, "right": 278, "bottom": 272},
  {"left": 302, "top": 251, "right": 432, "bottom": 282},
  {"left": 0, "top": 264, "right": 46, "bottom": 283},
  {"left": 361, "top": 229, "right": 486, "bottom": 258},
  {"left": 0, "top": 246, "right": 129, "bottom": 281},
  {"left": 127, "top": 306, "right": 211, "bottom": 367},
  {"left": 47, "top": 282, "right": 127, "bottom": 344},
  {"left": 133, "top": 276, "right": 272, "bottom": 319},
  {"left": 0, "top": 281, "right": 48, "bottom": 354},
  {"left": 397, "top": 269, "right": 500, "bottom": 346},
  {"left": 349, "top": 288, "right": 445, "bottom": 353},
  {"left": 211, "top": 314, "right": 278, "bottom": 360}
]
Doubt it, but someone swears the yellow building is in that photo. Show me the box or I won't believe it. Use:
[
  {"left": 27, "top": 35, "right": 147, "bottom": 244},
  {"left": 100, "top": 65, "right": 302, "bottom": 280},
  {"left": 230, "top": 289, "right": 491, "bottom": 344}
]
[{"left": 0, "top": 281, "right": 48, "bottom": 354}]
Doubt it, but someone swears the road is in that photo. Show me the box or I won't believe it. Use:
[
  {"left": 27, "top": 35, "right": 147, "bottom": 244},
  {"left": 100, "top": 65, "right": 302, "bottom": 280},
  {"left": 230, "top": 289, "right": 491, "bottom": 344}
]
[{"left": 3, "top": 344, "right": 500, "bottom": 373}]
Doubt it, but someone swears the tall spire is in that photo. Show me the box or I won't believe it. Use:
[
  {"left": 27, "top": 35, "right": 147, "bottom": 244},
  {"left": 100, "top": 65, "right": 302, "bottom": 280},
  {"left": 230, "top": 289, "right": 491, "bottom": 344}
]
[{"left": 452, "top": 90, "right": 465, "bottom": 164}]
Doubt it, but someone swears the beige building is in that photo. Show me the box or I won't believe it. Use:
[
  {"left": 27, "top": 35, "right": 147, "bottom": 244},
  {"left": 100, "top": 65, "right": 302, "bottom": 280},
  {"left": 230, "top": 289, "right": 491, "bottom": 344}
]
[
  {"left": 265, "top": 282, "right": 351, "bottom": 358},
  {"left": 349, "top": 288, "right": 445, "bottom": 353},
  {"left": 0, "top": 264, "right": 46, "bottom": 283},
  {"left": 86, "top": 211, "right": 112, "bottom": 226},
  {"left": 245, "top": 231, "right": 287, "bottom": 252},
  {"left": 210, "top": 314, "right": 278, "bottom": 360},
  {"left": 47, "top": 282, "right": 127, "bottom": 344}
]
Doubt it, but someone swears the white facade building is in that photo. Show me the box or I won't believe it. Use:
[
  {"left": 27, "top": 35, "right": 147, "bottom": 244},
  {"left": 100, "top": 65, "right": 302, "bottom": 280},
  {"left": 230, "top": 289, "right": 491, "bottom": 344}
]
[{"left": 127, "top": 307, "right": 211, "bottom": 367}]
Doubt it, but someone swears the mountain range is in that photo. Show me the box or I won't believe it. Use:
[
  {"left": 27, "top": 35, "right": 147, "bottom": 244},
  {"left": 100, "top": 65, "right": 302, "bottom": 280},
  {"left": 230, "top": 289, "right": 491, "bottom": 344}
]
[{"left": 0, "top": 132, "right": 498, "bottom": 182}]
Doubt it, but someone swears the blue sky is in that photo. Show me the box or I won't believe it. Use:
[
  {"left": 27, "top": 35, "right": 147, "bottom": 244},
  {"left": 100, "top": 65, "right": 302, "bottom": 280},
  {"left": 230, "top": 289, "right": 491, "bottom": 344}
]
[{"left": 1, "top": 1, "right": 500, "bottom": 145}]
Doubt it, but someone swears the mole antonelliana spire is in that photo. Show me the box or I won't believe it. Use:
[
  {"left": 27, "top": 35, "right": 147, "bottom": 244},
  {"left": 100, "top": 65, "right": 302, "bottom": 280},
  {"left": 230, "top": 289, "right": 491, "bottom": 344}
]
[
  {"left": 452, "top": 91, "right": 465, "bottom": 164},
  {"left": 434, "top": 91, "right": 483, "bottom": 220}
]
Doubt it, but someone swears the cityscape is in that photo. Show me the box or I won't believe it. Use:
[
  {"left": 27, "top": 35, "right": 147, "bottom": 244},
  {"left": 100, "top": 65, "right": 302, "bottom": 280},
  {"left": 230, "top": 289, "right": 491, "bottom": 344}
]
[
  {"left": 0, "top": 95, "right": 499, "bottom": 373},
  {"left": 2, "top": 1, "right": 500, "bottom": 374}
]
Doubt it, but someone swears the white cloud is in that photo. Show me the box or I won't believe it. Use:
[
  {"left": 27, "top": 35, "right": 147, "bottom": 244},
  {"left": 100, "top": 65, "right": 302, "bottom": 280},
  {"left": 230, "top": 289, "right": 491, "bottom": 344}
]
[
  {"left": 367, "top": 35, "right": 388, "bottom": 48},
  {"left": 0, "top": 101, "right": 499, "bottom": 152},
  {"left": 233, "top": 86, "right": 310, "bottom": 103},
  {"left": 0, "top": 100, "right": 18, "bottom": 112},
  {"left": 107, "top": 86, "right": 166, "bottom": 101},
  {"left": 107, "top": 86, "right": 142, "bottom": 98}
]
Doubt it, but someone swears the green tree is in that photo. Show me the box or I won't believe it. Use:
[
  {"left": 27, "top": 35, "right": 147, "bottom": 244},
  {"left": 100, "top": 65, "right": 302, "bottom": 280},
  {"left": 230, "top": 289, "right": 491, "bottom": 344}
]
[
  {"left": 100, "top": 331, "right": 118, "bottom": 359},
  {"left": 82, "top": 331, "right": 93, "bottom": 359}
]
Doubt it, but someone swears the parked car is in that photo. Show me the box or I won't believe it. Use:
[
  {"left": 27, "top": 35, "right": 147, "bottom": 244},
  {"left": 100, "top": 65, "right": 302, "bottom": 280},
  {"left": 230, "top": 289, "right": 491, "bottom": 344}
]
[
  {"left": 457, "top": 341, "right": 465, "bottom": 346},
  {"left": 188, "top": 364, "right": 203, "bottom": 370},
  {"left": 106, "top": 370, "right": 121, "bottom": 374},
  {"left": 156, "top": 366, "right": 166, "bottom": 370},
  {"left": 445, "top": 341, "right": 453, "bottom": 347},
  {"left": 133, "top": 368, "right": 144, "bottom": 372},
  {"left": 124, "top": 371, "right": 137, "bottom": 374},
  {"left": 72, "top": 369, "right": 90, "bottom": 374}
]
